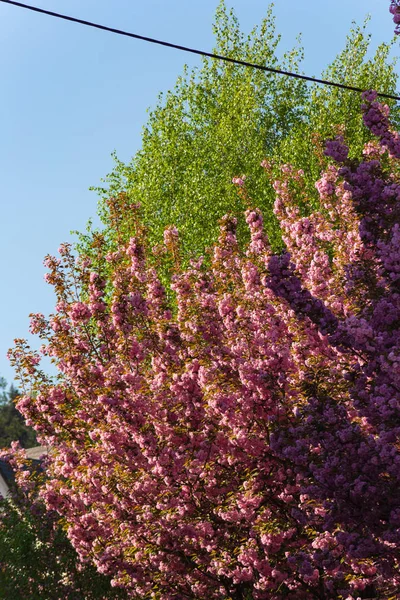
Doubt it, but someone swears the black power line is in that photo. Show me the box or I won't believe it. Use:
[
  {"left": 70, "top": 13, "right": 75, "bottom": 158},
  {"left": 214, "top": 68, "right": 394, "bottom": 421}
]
[{"left": 1, "top": 0, "right": 400, "bottom": 102}]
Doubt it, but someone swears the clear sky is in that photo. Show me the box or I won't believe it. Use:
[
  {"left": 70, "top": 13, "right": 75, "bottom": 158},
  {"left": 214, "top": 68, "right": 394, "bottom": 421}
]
[{"left": 0, "top": 0, "right": 397, "bottom": 384}]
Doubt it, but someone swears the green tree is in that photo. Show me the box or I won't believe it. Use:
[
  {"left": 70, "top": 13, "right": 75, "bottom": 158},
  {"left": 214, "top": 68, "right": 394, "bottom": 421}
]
[
  {"left": 0, "top": 379, "right": 36, "bottom": 449},
  {"left": 80, "top": 2, "right": 398, "bottom": 262}
]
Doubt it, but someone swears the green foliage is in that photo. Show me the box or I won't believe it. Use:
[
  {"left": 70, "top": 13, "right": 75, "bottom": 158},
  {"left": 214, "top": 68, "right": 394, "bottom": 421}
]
[
  {"left": 0, "top": 379, "right": 36, "bottom": 449},
  {"left": 80, "top": 2, "right": 398, "bottom": 262}
]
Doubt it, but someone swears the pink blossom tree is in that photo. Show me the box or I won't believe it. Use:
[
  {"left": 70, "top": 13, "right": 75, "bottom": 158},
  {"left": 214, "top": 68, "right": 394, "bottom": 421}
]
[{"left": 9, "top": 92, "right": 400, "bottom": 598}]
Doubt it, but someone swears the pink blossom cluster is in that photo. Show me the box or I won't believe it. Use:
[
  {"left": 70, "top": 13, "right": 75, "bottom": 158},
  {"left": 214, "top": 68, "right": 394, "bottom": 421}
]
[
  {"left": 0, "top": 443, "right": 126, "bottom": 597},
  {"left": 232, "top": 175, "right": 246, "bottom": 187},
  {"left": 390, "top": 0, "right": 400, "bottom": 33},
  {"left": 362, "top": 90, "right": 400, "bottom": 158},
  {"left": 9, "top": 93, "right": 400, "bottom": 598}
]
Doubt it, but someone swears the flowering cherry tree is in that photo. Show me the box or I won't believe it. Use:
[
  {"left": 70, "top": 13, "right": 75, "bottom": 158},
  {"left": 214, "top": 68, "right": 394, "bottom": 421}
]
[{"left": 9, "top": 91, "right": 400, "bottom": 599}]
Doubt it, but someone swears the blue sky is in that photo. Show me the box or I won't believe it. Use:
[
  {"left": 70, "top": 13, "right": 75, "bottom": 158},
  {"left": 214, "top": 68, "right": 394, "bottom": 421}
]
[{"left": 0, "top": 0, "right": 397, "bottom": 384}]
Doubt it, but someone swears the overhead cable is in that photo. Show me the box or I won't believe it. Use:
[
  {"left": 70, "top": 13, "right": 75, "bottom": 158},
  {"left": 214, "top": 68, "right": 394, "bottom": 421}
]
[{"left": 1, "top": 0, "right": 400, "bottom": 102}]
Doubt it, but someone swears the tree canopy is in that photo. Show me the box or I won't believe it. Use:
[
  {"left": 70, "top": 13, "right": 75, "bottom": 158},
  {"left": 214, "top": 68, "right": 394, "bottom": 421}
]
[
  {"left": 5, "top": 3, "right": 400, "bottom": 598},
  {"left": 81, "top": 1, "right": 399, "bottom": 263}
]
